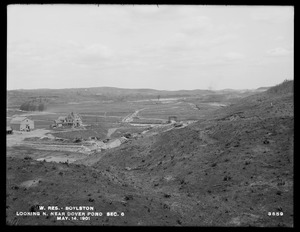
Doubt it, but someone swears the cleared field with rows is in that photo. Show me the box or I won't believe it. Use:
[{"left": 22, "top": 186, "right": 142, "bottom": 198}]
[
  {"left": 51, "top": 126, "right": 107, "bottom": 140},
  {"left": 138, "top": 102, "right": 209, "bottom": 121},
  {"left": 7, "top": 99, "right": 225, "bottom": 132},
  {"left": 47, "top": 102, "right": 137, "bottom": 116}
]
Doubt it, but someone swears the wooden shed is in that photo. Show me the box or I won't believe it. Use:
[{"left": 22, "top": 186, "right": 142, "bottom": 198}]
[
  {"left": 6, "top": 126, "right": 13, "bottom": 134},
  {"left": 10, "top": 116, "right": 34, "bottom": 131},
  {"left": 168, "top": 116, "right": 178, "bottom": 123}
]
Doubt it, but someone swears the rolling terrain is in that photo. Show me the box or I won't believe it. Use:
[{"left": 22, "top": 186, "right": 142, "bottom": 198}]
[
  {"left": 6, "top": 81, "right": 293, "bottom": 226},
  {"left": 7, "top": 86, "right": 267, "bottom": 108}
]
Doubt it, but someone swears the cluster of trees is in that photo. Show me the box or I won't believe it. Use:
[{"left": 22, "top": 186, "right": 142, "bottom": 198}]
[{"left": 20, "top": 100, "right": 47, "bottom": 111}]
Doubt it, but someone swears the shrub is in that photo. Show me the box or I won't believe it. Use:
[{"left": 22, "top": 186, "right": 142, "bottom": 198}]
[{"left": 20, "top": 100, "right": 47, "bottom": 111}]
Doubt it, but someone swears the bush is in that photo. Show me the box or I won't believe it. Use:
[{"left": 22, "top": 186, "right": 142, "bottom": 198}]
[{"left": 20, "top": 100, "right": 47, "bottom": 111}]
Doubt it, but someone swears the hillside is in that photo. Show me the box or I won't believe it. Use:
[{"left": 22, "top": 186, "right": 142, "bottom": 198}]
[
  {"left": 6, "top": 81, "right": 292, "bottom": 226},
  {"left": 266, "top": 80, "right": 293, "bottom": 95},
  {"left": 83, "top": 80, "right": 294, "bottom": 226}
]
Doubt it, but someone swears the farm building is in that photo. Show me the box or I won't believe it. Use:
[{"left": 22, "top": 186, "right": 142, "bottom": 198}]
[
  {"left": 66, "top": 112, "right": 83, "bottom": 127},
  {"left": 58, "top": 116, "right": 66, "bottom": 122},
  {"left": 10, "top": 116, "right": 34, "bottom": 131},
  {"left": 53, "top": 120, "right": 63, "bottom": 128},
  {"left": 168, "top": 116, "right": 178, "bottom": 123},
  {"left": 6, "top": 126, "right": 13, "bottom": 134},
  {"left": 53, "top": 112, "right": 83, "bottom": 127}
]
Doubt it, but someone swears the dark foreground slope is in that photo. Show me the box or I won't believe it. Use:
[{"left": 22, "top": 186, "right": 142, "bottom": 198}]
[
  {"left": 6, "top": 157, "right": 184, "bottom": 226},
  {"left": 90, "top": 80, "right": 294, "bottom": 226},
  {"left": 6, "top": 81, "right": 293, "bottom": 226}
]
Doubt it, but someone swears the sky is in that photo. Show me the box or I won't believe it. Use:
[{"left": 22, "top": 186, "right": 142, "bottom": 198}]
[{"left": 7, "top": 5, "right": 294, "bottom": 90}]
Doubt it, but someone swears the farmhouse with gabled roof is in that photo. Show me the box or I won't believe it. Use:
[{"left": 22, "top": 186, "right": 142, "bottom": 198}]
[{"left": 53, "top": 112, "right": 83, "bottom": 128}]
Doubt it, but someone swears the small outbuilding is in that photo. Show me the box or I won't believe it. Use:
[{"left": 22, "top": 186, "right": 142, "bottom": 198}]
[
  {"left": 54, "top": 120, "right": 63, "bottom": 127},
  {"left": 6, "top": 126, "right": 13, "bottom": 134},
  {"left": 168, "top": 116, "right": 178, "bottom": 123},
  {"left": 10, "top": 116, "right": 34, "bottom": 131}
]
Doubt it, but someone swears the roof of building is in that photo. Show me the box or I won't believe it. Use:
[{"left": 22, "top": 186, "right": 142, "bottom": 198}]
[
  {"left": 10, "top": 116, "right": 30, "bottom": 124},
  {"left": 67, "top": 112, "right": 82, "bottom": 120}
]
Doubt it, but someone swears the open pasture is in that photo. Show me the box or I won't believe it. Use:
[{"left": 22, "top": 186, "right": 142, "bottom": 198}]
[
  {"left": 7, "top": 98, "right": 225, "bottom": 131},
  {"left": 51, "top": 127, "right": 107, "bottom": 140},
  {"left": 47, "top": 101, "right": 137, "bottom": 116},
  {"left": 138, "top": 101, "right": 209, "bottom": 121}
]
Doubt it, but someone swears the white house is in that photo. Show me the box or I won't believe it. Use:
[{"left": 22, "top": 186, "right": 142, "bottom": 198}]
[{"left": 10, "top": 116, "right": 34, "bottom": 131}]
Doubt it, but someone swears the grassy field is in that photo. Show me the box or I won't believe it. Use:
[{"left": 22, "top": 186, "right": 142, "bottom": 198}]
[
  {"left": 51, "top": 127, "right": 107, "bottom": 140},
  {"left": 47, "top": 102, "right": 137, "bottom": 115},
  {"left": 7, "top": 99, "right": 225, "bottom": 137},
  {"left": 138, "top": 101, "right": 215, "bottom": 121}
]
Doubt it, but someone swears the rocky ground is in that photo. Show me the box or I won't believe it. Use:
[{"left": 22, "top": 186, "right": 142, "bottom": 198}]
[{"left": 6, "top": 81, "right": 294, "bottom": 226}]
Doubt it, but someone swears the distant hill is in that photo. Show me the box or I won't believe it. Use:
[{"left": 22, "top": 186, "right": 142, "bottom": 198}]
[
  {"left": 256, "top": 86, "right": 271, "bottom": 91},
  {"left": 7, "top": 86, "right": 268, "bottom": 109}
]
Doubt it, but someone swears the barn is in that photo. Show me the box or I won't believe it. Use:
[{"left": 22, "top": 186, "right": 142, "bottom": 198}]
[
  {"left": 6, "top": 126, "right": 13, "bottom": 134},
  {"left": 10, "top": 116, "right": 34, "bottom": 131}
]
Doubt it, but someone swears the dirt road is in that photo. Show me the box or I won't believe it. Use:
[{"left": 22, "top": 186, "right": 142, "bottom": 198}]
[
  {"left": 107, "top": 128, "right": 118, "bottom": 138},
  {"left": 122, "top": 109, "right": 146, "bottom": 123}
]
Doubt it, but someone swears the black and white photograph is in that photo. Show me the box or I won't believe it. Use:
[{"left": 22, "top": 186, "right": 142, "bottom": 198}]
[{"left": 6, "top": 4, "right": 294, "bottom": 226}]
